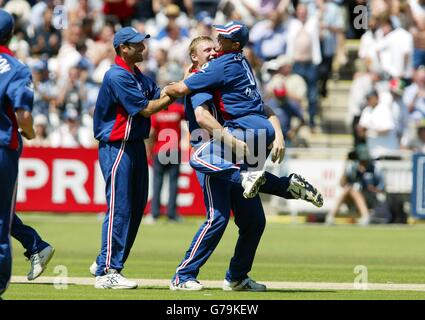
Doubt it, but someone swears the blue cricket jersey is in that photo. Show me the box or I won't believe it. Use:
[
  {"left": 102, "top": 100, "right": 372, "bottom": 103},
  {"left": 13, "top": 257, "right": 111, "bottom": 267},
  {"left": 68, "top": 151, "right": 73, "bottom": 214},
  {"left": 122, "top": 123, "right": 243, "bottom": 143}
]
[
  {"left": 93, "top": 56, "right": 161, "bottom": 142},
  {"left": 184, "top": 50, "right": 265, "bottom": 121},
  {"left": 0, "top": 46, "right": 33, "bottom": 150},
  {"left": 184, "top": 73, "right": 223, "bottom": 148}
]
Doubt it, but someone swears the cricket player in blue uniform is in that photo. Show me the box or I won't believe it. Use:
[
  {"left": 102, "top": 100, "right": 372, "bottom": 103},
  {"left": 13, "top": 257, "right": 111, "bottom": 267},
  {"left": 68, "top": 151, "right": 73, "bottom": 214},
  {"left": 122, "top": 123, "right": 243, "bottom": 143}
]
[
  {"left": 165, "top": 22, "right": 323, "bottom": 203},
  {"left": 91, "top": 27, "right": 175, "bottom": 289},
  {"left": 0, "top": 9, "right": 54, "bottom": 296},
  {"left": 169, "top": 36, "right": 323, "bottom": 291}
]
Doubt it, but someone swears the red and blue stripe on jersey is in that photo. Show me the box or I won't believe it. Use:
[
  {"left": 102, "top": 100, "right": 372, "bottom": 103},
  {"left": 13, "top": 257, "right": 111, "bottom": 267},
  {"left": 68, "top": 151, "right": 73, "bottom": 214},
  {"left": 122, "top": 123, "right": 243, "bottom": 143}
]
[
  {"left": 93, "top": 55, "right": 161, "bottom": 142},
  {"left": 0, "top": 46, "right": 33, "bottom": 150}
]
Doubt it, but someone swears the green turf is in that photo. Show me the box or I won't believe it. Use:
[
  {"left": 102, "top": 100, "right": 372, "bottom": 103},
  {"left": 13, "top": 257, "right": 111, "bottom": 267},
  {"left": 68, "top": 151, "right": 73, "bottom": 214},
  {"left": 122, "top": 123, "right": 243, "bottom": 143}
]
[
  {"left": 5, "top": 285, "right": 425, "bottom": 300},
  {"left": 3, "top": 214, "right": 425, "bottom": 300}
]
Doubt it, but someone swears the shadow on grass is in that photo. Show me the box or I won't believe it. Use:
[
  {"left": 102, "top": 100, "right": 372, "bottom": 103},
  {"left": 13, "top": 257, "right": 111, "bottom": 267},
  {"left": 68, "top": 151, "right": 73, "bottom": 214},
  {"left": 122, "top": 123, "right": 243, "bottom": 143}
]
[
  {"left": 140, "top": 287, "right": 337, "bottom": 294},
  {"left": 266, "top": 289, "right": 337, "bottom": 294},
  {"left": 11, "top": 283, "right": 81, "bottom": 287},
  {"left": 10, "top": 284, "right": 338, "bottom": 294}
]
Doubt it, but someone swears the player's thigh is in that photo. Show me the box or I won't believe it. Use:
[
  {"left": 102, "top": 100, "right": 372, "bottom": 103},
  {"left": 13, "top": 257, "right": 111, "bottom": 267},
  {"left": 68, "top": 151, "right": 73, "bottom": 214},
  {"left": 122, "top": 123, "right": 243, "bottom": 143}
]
[{"left": 0, "top": 149, "right": 18, "bottom": 215}]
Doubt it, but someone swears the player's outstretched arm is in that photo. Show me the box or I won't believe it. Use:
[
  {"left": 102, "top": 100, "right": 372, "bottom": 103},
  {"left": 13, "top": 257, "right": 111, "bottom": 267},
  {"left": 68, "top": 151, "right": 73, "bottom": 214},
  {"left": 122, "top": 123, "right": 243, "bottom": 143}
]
[
  {"left": 139, "top": 89, "right": 175, "bottom": 117},
  {"left": 164, "top": 81, "right": 192, "bottom": 98},
  {"left": 264, "top": 105, "right": 285, "bottom": 163},
  {"left": 16, "top": 109, "right": 35, "bottom": 140}
]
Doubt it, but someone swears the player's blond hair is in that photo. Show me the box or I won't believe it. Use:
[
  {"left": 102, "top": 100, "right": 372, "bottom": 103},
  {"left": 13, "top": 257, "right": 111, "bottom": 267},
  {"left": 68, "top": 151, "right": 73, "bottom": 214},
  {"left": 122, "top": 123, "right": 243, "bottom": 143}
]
[{"left": 188, "top": 36, "right": 214, "bottom": 61}]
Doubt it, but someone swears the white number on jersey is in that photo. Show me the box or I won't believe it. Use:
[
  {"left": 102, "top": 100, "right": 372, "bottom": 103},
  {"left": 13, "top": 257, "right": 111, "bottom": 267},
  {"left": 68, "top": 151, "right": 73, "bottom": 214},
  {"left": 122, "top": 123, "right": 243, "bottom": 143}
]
[
  {"left": 242, "top": 59, "right": 255, "bottom": 86},
  {"left": 0, "top": 57, "right": 11, "bottom": 74}
]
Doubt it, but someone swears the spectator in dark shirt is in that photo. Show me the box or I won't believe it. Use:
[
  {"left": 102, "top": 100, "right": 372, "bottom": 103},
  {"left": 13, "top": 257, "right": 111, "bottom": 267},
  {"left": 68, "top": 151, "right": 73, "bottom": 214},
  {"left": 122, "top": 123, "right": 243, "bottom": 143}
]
[{"left": 326, "top": 145, "right": 385, "bottom": 226}]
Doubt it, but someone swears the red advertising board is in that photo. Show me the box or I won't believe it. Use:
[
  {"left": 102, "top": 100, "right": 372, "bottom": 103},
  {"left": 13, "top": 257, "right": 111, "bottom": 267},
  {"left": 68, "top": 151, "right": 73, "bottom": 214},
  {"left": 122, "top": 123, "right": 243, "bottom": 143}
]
[{"left": 16, "top": 147, "right": 205, "bottom": 215}]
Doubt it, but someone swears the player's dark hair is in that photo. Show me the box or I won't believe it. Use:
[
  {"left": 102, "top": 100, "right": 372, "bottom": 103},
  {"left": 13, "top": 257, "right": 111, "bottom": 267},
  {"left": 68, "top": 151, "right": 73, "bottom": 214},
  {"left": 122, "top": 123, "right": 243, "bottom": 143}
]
[{"left": 0, "top": 33, "right": 12, "bottom": 46}]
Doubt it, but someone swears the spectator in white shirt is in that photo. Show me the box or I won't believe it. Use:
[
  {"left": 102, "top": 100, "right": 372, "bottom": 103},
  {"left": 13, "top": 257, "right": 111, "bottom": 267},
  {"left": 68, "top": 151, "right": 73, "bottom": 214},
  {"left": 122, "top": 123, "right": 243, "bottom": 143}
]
[
  {"left": 286, "top": 3, "right": 322, "bottom": 130},
  {"left": 357, "top": 90, "right": 400, "bottom": 159},
  {"left": 358, "top": 15, "right": 381, "bottom": 72},
  {"left": 347, "top": 63, "right": 385, "bottom": 146},
  {"left": 403, "top": 66, "right": 425, "bottom": 117},
  {"left": 52, "top": 24, "right": 83, "bottom": 86},
  {"left": 374, "top": 15, "right": 414, "bottom": 81}
]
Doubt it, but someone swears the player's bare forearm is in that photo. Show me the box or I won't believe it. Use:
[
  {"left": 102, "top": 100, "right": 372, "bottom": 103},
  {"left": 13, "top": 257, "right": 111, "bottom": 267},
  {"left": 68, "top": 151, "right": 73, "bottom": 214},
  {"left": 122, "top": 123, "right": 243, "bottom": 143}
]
[
  {"left": 195, "top": 105, "right": 249, "bottom": 157},
  {"left": 164, "top": 81, "right": 191, "bottom": 98},
  {"left": 268, "top": 114, "right": 284, "bottom": 141},
  {"left": 16, "top": 109, "right": 35, "bottom": 140},
  {"left": 194, "top": 106, "right": 223, "bottom": 135},
  {"left": 264, "top": 105, "right": 285, "bottom": 163},
  {"left": 140, "top": 91, "right": 174, "bottom": 117}
]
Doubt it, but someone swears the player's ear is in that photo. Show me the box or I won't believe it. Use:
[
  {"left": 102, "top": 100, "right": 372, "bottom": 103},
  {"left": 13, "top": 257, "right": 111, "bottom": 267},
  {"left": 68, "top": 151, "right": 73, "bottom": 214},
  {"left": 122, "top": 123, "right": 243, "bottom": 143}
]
[
  {"left": 232, "top": 42, "right": 241, "bottom": 50},
  {"left": 119, "top": 43, "right": 128, "bottom": 55},
  {"left": 190, "top": 53, "right": 198, "bottom": 63}
]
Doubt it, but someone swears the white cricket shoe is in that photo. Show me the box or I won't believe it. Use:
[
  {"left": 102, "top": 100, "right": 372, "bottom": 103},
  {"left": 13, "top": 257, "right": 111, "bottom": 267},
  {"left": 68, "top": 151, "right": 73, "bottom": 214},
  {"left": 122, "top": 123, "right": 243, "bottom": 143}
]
[
  {"left": 94, "top": 269, "right": 138, "bottom": 289},
  {"left": 170, "top": 280, "right": 203, "bottom": 291},
  {"left": 287, "top": 173, "right": 324, "bottom": 208},
  {"left": 358, "top": 216, "right": 370, "bottom": 226},
  {"left": 27, "top": 245, "right": 55, "bottom": 280},
  {"left": 223, "top": 277, "right": 266, "bottom": 292},
  {"left": 325, "top": 214, "right": 335, "bottom": 225},
  {"left": 89, "top": 261, "right": 98, "bottom": 276},
  {"left": 241, "top": 170, "right": 266, "bottom": 199}
]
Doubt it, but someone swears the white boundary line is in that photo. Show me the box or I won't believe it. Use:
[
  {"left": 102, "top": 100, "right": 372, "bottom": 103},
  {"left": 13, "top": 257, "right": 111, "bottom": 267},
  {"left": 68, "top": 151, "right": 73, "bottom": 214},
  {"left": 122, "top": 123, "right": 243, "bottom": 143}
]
[{"left": 10, "top": 276, "right": 425, "bottom": 292}]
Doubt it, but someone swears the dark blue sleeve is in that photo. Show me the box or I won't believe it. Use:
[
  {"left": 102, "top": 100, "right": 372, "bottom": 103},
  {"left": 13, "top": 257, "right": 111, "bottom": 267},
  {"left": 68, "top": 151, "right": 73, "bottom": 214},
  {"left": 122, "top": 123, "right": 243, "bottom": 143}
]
[
  {"left": 108, "top": 72, "right": 149, "bottom": 116},
  {"left": 184, "top": 61, "right": 225, "bottom": 91},
  {"left": 6, "top": 66, "right": 34, "bottom": 112},
  {"left": 190, "top": 92, "right": 214, "bottom": 109}
]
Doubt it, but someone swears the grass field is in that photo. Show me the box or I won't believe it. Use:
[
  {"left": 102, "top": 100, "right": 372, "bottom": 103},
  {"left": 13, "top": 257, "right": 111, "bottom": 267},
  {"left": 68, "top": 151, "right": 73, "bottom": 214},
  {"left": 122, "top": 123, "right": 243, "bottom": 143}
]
[{"left": 3, "top": 214, "right": 425, "bottom": 300}]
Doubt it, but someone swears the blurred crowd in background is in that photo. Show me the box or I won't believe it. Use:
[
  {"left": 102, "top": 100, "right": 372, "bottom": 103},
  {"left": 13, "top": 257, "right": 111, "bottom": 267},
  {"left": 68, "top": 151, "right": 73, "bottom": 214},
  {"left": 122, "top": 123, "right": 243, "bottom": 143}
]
[{"left": 0, "top": 0, "right": 424, "bottom": 157}]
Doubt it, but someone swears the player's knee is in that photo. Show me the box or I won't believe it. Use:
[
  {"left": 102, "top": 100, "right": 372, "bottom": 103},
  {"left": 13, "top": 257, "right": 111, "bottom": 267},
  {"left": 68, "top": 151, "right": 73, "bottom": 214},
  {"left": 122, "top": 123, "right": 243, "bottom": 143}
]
[
  {"left": 256, "top": 215, "right": 266, "bottom": 234},
  {"left": 238, "top": 214, "right": 266, "bottom": 235},
  {"left": 208, "top": 214, "right": 229, "bottom": 234},
  {"left": 189, "top": 156, "right": 200, "bottom": 170}
]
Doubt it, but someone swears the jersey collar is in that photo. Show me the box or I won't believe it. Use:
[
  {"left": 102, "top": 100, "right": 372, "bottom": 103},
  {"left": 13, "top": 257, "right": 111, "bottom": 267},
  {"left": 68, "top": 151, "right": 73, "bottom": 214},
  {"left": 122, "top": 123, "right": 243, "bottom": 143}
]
[
  {"left": 0, "top": 45, "right": 14, "bottom": 56},
  {"left": 114, "top": 55, "right": 135, "bottom": 74},
  {"left": 215, "top": 50, "right": 242, "bottom": 58}
]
